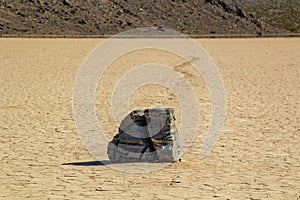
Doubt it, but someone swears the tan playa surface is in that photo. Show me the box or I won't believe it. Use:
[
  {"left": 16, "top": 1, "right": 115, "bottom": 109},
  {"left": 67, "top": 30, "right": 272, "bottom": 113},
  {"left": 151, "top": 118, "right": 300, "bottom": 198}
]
[{"left": 0, "top": 38, "right": 299, "bottom": 199}]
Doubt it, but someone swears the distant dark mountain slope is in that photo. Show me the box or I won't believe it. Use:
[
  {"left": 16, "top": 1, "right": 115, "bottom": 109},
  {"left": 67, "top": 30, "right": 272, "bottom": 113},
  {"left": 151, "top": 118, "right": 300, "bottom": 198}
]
[
  {"left": 0, "top": 0, "right": 295, "bottom": 36},
  {"left": 236, "top": 0, "right": 300, "bottom": 33}
]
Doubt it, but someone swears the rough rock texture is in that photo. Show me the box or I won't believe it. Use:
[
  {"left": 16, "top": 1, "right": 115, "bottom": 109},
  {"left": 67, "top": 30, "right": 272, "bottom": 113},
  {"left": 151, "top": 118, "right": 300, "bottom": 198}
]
[
  {"left": 107, "top": 108, "right": 181, "bottom": 163},
  {"left": 0, "top": 0, "right": 296, "bottom": 36}
]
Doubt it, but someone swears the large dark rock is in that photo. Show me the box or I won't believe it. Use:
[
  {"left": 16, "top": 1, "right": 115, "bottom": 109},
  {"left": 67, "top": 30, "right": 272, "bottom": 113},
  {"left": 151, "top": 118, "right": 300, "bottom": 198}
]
[{"left": 107, "top": 108, "right": 182, "bottom": 163}]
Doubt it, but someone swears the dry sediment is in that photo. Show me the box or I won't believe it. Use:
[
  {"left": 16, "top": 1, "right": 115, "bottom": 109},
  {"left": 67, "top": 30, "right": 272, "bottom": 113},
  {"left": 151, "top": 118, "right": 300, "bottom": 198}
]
[{"left": 0, "top": 38, "right": 299, "bottom": 199}]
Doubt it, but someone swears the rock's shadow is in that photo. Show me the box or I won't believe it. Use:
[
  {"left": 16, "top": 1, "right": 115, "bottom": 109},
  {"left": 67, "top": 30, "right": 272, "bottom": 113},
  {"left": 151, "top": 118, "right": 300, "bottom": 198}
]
[
  {"left": 62, "top": 160, "right": 111, "bottom": 166},
  {"left": 61, "top": 159, "right": 170, "bottom": 166}
]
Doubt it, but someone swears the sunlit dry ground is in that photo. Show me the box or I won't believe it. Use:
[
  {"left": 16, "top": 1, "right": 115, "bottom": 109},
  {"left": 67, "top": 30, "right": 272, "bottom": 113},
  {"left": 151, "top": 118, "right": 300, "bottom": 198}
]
[{"left": 0, "top": 38, "right": 299, "bottom": 199}]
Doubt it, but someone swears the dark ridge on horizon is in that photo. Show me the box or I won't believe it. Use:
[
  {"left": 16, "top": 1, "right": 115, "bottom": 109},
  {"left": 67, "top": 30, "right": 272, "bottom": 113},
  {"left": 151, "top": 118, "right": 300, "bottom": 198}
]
[{"left": 0, "top": 0, "right": 298, "bottom": 36}]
